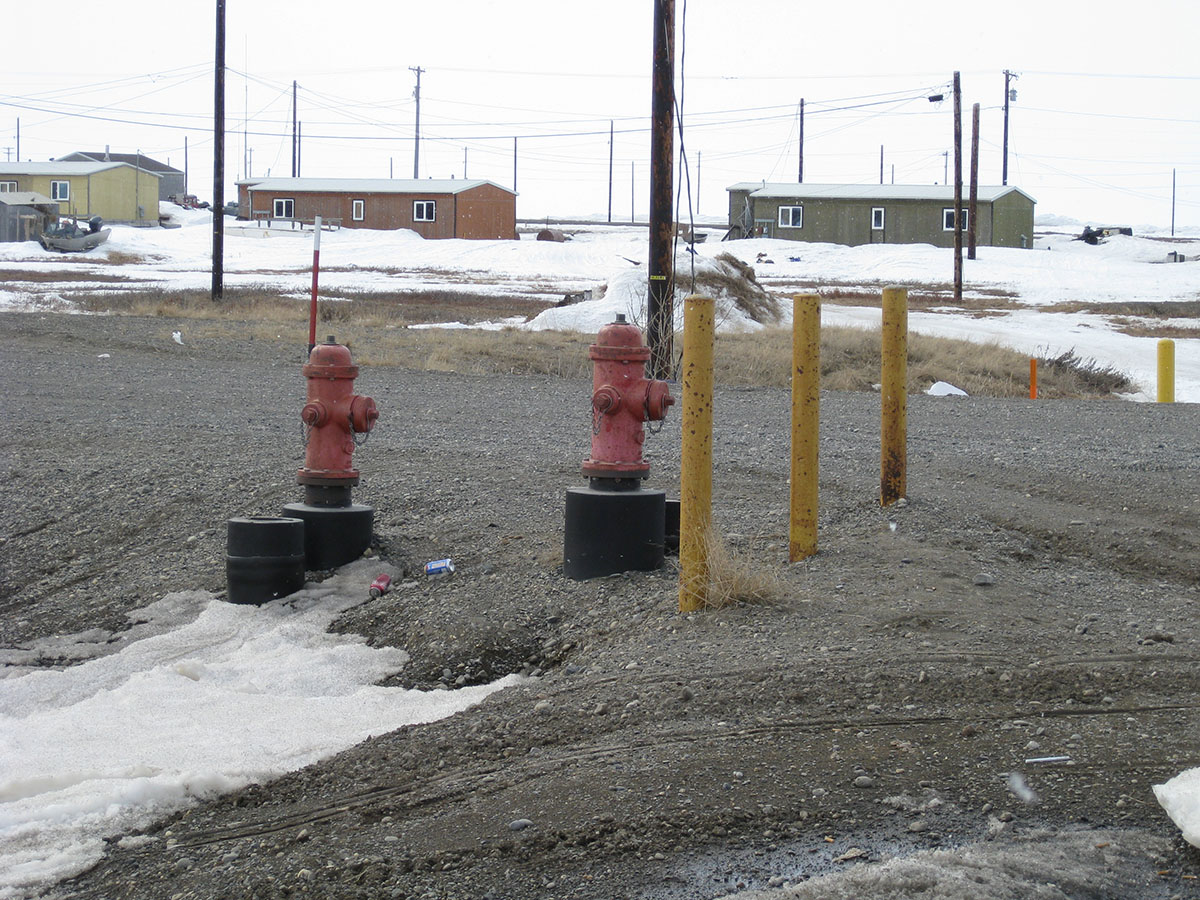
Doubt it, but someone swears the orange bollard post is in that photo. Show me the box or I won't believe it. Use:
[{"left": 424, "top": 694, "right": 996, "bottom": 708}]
[
  {"left": 1030, "top": 358, "right": 1038, "bottom": 399},
  {"left": 880, "top": 286, "right": 907, "bottom": 507},
  {"left": 790, "top": 294, "right": 820, "bottom": 561}
]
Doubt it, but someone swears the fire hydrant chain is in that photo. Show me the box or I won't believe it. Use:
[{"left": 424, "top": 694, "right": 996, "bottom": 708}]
[
  {"left": 645, "top": 393, "right": 665, "bottom": 435},
  {"left": 351, "top": 411, "right": 371, "bottom": 448}
]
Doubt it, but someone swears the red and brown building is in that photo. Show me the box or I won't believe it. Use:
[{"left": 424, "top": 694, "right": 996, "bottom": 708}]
[{"left": 235, "top": 177, "right": 516, "bottom": 240}]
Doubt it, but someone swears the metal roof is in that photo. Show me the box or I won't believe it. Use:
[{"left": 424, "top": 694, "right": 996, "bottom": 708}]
[
  {"left": 61, "top": 151, "right": 182, "bottom": 174},
  {"left": 238, "top": 177, "right": 514, "bottom": 196},
  {"left": 0, "top": 192, "right": 56, "bottom": 206},
  {"left": 0, "top": 161, "right": 131, "bottom": 177},
  {"left": 727, "top": 182, "right": 1035, "bottom": 204}
]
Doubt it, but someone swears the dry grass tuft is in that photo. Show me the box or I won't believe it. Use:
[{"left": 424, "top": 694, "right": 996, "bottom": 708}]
[
  {"left": 1040, "top": 349, "right": 1134, "bottom": 395},
  {"left": 693, "top": 253, "right": 782, "bottom": 324},
  {"left": 696, "top": 529, "right": 784, "bottom": 609}
]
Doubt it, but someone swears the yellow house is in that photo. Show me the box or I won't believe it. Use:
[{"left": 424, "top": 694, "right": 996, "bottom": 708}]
[{"left": 0, "top": 161, "right": 160, "bottom": 225}]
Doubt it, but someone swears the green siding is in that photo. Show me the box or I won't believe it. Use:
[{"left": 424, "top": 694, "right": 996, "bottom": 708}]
[
  {"left": 991, "top": 191, "right": 1035, "bottom": 248},
  {"left": 731, "top": 188, "right": 1035, "bottom": 248}
]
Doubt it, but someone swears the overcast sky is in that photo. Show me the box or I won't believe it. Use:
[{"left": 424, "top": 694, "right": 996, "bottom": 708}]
[{"left": 4, "top": 1, "right": 1198, "bottom": 227}]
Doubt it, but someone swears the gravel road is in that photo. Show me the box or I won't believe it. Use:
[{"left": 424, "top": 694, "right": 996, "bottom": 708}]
[{"left": 2, "top": 310, "right": 1199, "bottom": 899}]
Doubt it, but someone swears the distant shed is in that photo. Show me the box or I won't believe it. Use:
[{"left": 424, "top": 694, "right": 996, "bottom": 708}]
[
  {"left": 0, "top": 192, "right": 58, "bottom": 243},
  {"left": 726, "top": 182, "right": 1036, "bottom": 249},
  {"left": 235, "top": 177, "right": 517, "bottom": 240}
]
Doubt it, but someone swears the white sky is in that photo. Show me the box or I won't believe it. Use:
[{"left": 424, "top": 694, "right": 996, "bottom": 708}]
[{"left": 4, "top": 1, "right": 1199, "bottom": 226}]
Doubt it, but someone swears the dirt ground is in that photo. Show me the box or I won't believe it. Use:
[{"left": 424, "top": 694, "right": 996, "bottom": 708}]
[{"left": 2, "top": 311, "right": 1199, "bottom": 899}]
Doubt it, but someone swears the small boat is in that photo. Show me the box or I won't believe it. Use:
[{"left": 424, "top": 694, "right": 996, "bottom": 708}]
[{"left": 39, "top": 216, "right": 111, "bottom": 252}]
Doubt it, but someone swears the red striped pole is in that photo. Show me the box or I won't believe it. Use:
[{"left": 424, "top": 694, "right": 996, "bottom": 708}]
[{"left": 308, "top": 215, "right": 322, "bottom": 353}]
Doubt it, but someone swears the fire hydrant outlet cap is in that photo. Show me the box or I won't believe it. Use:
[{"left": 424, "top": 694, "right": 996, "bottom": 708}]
[{"left": 301, "top": 401, "right": 327, "bottom": 427}]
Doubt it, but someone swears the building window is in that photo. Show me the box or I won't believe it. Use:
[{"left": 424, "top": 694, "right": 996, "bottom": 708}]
[
  {"left": 0, "top": 181, "right": 16, "bottom": 192},
  {"left": 352, "top": 199, "right": 364, "bottom": 221},
  {"left": 778, "top": 205, "right": 803, "bottom": 228},
  {"left": 51, "top": 181, "right": 69, "bottom": 202},
  {"left": 413, "top": 200, "right": 435, "bottom": 222},
  {"left": 943, "top": 207, "right": 968, "bottom": 232},
  {"left": 273, "top": 198, "right": 294, "bottom": 219},
  {"left": 872, "top": 207, "right": 885, "bottom": 230}
]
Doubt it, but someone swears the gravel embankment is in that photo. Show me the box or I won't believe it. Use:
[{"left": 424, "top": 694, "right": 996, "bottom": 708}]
[{"left": 2, "top": 310, "right": 1199, "bottom": 900}]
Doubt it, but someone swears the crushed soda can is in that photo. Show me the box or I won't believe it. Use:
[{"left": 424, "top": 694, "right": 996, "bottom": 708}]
[
  {"left": 423, "top": 558, "right": 455, "bottom": 577},
  {"left": 368, "top": 573, "right": 392, "bottom": 598}
]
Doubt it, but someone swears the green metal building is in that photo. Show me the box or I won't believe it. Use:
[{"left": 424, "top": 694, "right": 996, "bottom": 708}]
[{"left": 726, "top": 183, "right": 1036, "bottom": 249}]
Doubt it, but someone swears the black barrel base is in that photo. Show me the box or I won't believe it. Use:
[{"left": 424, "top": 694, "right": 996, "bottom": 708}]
[
  {"left": 563, "top": 487, "right": 665, "bottom": 580},
  {"left": 282, "top": 502, "right": 374, "bottom": 570},
  {"left": 225, "top": 516, "right": 306, "bottom": 605}
]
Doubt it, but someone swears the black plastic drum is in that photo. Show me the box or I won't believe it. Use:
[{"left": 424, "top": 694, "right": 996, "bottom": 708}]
[
  {"left": 281, "top": 502, "right": 374, "bottom": 570},
  {"left": 563, "top": 487, "right": 666, "bottom": 580},
  {"left": 225, "top": 516, "right": 306, "bottom": 605}
]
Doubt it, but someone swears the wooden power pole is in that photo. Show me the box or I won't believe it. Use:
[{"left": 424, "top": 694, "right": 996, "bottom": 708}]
[
  {"left": 798, "top": 98, "right": 805, "bottom": 183},
  {"left": 647, "top": 0, "right": 675, "bottom": 380},
  {"left": 968, "top": 102, "right": 979, "bottom": 260},
  {"left": 953, "top": 72, "right": 962, "bottom": 303},
  {"left": 410, "top": 67, "right": 424, "bottom": 179},
  {"left": 212, "top": 0, "right": 225, "bottom": 302},
  {"left": 1002, "top": 69, "right": 1017, "bottom": 186}
]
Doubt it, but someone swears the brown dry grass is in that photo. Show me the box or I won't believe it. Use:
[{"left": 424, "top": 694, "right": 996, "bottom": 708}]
[
  {"left": 57, "top": 288, "right": 1134, "bottom": 398},
  {"left": 690, "top": 529, "right": 784, "bottom": 609},
  {"left": 1049, "top": 299, "right": 1200, "bottom": 319},
  {"left": 712, "top": 327, "right": 1133, "bottom": 398}
]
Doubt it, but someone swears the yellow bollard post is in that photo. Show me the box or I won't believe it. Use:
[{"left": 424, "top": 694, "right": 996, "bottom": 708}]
[
  {"left": 1158, "top": 339, "right": 1175, "bottom": 403},
  {"left": 679, "top": 294, "right": 715, "bottom": 613},
  {"left": 790, "top": 294, "right": 820, "bottom": 561},
  {"left": 880, "top": 286, "right": 908, "bottom": 507}
]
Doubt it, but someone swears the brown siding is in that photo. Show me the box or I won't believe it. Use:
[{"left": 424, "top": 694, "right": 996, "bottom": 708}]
[
  {"left": 453, "top": 183, "right": 517, "bottom": 240},
  {"left": 239, "top": 184, "right": 515, "bottom": 240}
]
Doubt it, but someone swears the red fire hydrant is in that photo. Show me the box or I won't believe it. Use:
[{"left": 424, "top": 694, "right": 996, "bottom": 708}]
[
  {"left": 284, "top": 335, "right": 379, "bottom": 571},
  {"left": 564, "top": 314, "right": 673, "bottom": 580},
  {"left": 299, "top": 335, "right": 379, "bottom": 491},
  {"left": 582, "top": 314, "right": 674, "bottom": 482}
]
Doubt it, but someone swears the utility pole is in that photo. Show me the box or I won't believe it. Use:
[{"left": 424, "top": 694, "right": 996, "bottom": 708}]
[
  {"left": 212, "top": 0, "right": 226, "bottom": 302},
  {"left": 648, "top": 0, "right": 676, "bottom": 380},
  {"left": 1172, "top": 168, "right": 1177, "bottom": 236},
  {"left": 184, "top": 136, "right": 189, "bottom": 196},
  {"left": 297, "top": 121, "right": 301, "bottom": 176},
  {"left": 953, "top": 72, "right": 963, "bottom": 303},
  {"left": 943, "top": 151, "right": 948, "bottom": 184},
  {"left": 1002, "top": 69, "right": 1018, "bottom": 186},
  {"left": 697, "top": 150, "right": 701, "bottom": 215},
  {"left": 879, "top": 145, "right": 884, "bottom": 185},
  {"left": 410, "top": 66, "right": 424, "bottom": 179},
  {"left": 291, "top": 80, "right": 297, "bottom": 177},
  {"left": 798, "top": 98, "right": 805, "bottom": 183},
  {"left": 608, "top": 120, "right": 614, "bottom": 224},
  {"left": 968, "top": 102, "right": 979, "bottom": 260}
]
